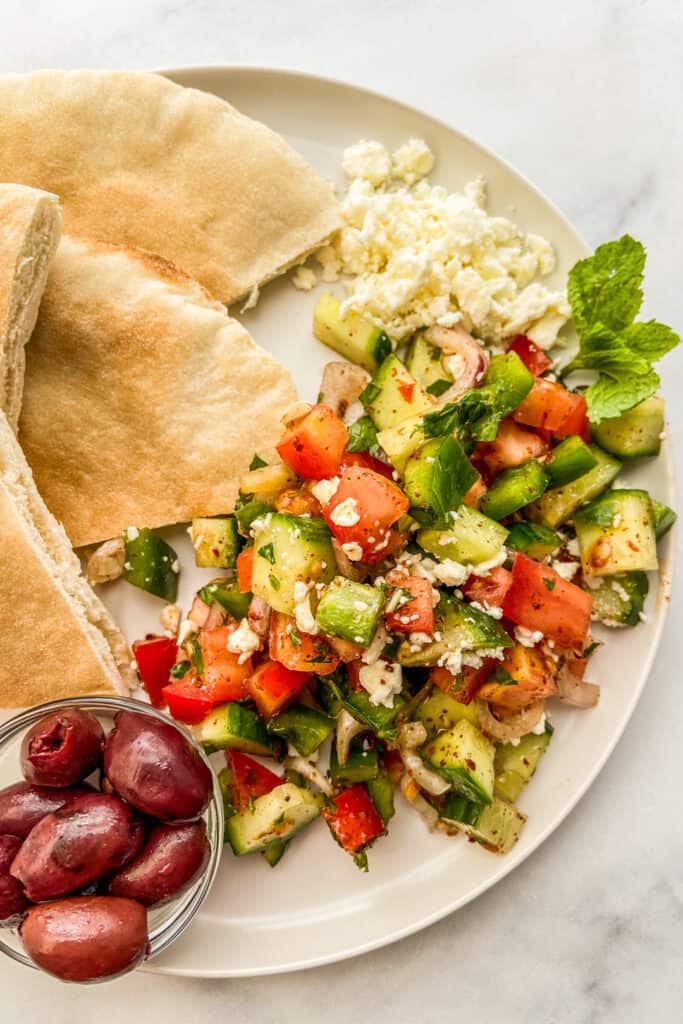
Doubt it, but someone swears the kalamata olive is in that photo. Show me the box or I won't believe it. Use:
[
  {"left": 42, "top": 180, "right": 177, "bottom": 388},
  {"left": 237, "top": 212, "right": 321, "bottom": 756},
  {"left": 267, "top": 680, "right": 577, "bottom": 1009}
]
[
  {"left": 0, "top": 781, "right": 94, "bottom": 839},
  {"left": 0, "top": 835, "right": 28, "bottom": 920},
  {"left": 21, "top": 709, "right": 104, "bottom": 787},
  {"left": 20, "top": 896, "right": 148, "bottom": 982},
  {"left": 108, "top": 820, "right": 210, "bottom": 907},
  {"left": 104, "top": 711, "right": 211, "bottom": 821},
  {"left": 10, "top": 792, "right": 144, "bottom": 901}
]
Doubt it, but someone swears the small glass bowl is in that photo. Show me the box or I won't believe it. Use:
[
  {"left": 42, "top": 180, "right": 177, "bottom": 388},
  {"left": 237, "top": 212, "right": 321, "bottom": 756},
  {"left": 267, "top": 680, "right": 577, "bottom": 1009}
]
[{"left": 0, "top": 696, "right": 223, "bottom": 979}]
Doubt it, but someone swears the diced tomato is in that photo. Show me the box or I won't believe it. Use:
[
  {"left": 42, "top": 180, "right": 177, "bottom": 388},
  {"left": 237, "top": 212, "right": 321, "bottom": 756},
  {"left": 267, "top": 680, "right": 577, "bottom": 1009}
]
[
  {"left": 478, "top": 643, "right": 557, "bottom": 709},
  {"left": 132, "top": 636, "right": 178, "bottom": 708},
  {"left": 226, "top": 750, "right": 283, "bottom": 812},
  {"left": 199, "top": 624, "right": 253, "bottom": 702},
  {"left": 508, "top": 335, "right": 552, "bottom": 376},
  {"left": 322, "top": 784, "right": 385, "bottom": 854},
  {"left": 553, "top": 392, "right": 590, "bottom": 442},
  {"left": 475, "top": 417, "right": 548, "bottom": 478},
  {"left": 276, "top": 404, "right": 349, "bottom": 480},
  {"left": 236, "top": 548, "right": 254, "bottom": 594},
  {"left": 323, "top": 465, "right": 409, "bottom": 561},
  {"left": 502, "top": 553, "right": 593, "bottom": 650},
  {"left": 275, "top": 487, "right": 323, "bottom": 516},
  {"left": 339, "top": 450, "right": 394, "bottom": 480},
  {"left": 245, "top": 658, "right": 312, "bottom": 719},
  {"left": 463, "top": 477, "right": 487, "bottom": 508},
  {"left": 462, "top": 567, "right": 513, "bottom": 609},
  {"left": 429, "top": 661, "right": 496, "bottom": 704},
  {"left": 189, "top": 594, "right": 224, "bottom": 630},
  {"left": 269, "top": 611, "right": 340, "bottom": 676},
  {"left": 398, "top": 380, "right": 415, "bottom": 402},
  {"left": 362, "top": 528, "right": 408, "bottom": 566},
  {"left": 162, "top": 676, "right": 215, "bottom": 724},
  {"left": 384, "top": 569, "right": 434, "bottom": 634},
  {"left": 513, "top": 379, "right": 588, "bottom": 440}
]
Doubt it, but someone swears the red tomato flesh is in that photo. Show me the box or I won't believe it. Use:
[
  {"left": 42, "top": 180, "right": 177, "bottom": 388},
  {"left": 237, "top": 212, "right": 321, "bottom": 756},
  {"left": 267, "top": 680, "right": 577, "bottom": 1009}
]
[
  {"left": 384, "top": 569, "right": 435, "bottom": 634},
  {"left": 338, "top": 450, "right": 394, "bottom": 480},
  {"left": 502, "top": 553, "right": 593, "bottom": 650},
  {"left": 226, "top": 750, "right": 283, "bottom": 812},
  {"left": 245, "top": 658, "right": 312, "bottom": 719},
  {"left": 277, "top": 404, "right": 349, "bottom": 480},
  {"left": 429, "top": 661, "right": 496, "bottom": 704},
  {"left": 553, "top": 392, "right": 590, "bottom": 442},
  {"left": 508, "top": 335, "right": 552, "bottom": 376},
  {"left": 461, "top": 567, "right": 513, "bottom": 609},
  {"left": 323, "top": 465, "right": 409, "bottom": 561},
  {"left": 162, "top": 677, "right": 215, "bottom": 724},
  {"left": 475, "top": 418, "right": 548, "bottom": 478},
  {"left": 236, "top": 548, "right": 254, "bottom": 594},
  {"left": 269, "top": 612, "right": 340, "bottom": 676},
  {"left": 132, "top": 636, "right": 178, "bottom": 708},
  {"left": 199, "top": 624, "right": 253, "bottom": 702},
  {"left": 513, "top": 379, "right": 588, "bottom": 439},
  {"left": 323, "top": 784, "right": 385, "bottom": 854}
]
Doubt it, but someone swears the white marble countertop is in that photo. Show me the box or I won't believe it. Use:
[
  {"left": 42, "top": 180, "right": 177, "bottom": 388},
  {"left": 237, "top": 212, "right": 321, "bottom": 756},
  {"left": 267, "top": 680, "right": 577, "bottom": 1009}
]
[{"left": 1, "top": 0, "right": 682, "bottom": 1019}]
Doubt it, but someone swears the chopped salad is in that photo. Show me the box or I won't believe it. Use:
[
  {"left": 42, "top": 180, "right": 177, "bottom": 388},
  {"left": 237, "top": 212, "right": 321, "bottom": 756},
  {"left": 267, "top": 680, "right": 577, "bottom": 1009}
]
[{"left": 108, "top": 149, "right": 679, "bottom": 871}]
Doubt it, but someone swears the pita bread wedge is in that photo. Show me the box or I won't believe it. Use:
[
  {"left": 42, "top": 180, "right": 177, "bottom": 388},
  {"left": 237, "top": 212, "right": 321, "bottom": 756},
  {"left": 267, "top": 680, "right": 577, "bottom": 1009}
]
[
  {"left": 19, "top": 235, "right": 298, "bottom": 548},
  {"left": 0, "top": 70, "right": 340, "bottom": 303},
  {"left": 0, "top": 409, "right": 134, "bottom": 707},
  {"left": 0, "top": 184, "right": 62, "bottom": 430}
]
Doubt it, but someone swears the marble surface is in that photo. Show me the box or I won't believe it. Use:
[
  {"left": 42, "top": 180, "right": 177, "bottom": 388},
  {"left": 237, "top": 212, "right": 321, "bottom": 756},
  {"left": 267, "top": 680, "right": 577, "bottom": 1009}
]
[{"left": 1, "top": 1, "right": 682, "bottom": 1020}]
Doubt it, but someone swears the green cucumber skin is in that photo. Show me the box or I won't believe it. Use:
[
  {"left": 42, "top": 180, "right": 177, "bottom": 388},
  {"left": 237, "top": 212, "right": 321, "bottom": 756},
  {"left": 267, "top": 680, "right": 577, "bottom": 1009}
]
[
  {"left": 418, "top": 503, "right": 508, "bottom": 565},
  {"left": 528, "top": 445, "right": 621, "bottom": 528},
  {"left": 194, "top": 703, "right": 274, "bottom": 757},
  {"left": 122, "top": 527, "right": 179, "bottom": 602},
  {"left": 328, "top": 738, "right": 379, "bottom": 785},
  {"left": 251, "top": 513, "right": 336, "bottom": 614},
  {"left": 546, "top": 436, "right": 598, "bottom": 487},
  {"left": 198, "top": 579, "right": 250, "bottom": 620},
  {"left": 574, "top": 488, "right": 658, "bottom": 575},
  {"left": 224, "top": 784, "right": 321, "bottom": 856},
  {"left": 361, "top": 354, "right": 434, "bottom": 431},
  {"left": 316, "top": 577, "right": 385, "bottom": 646},
  {"left": 505, "top": 521, "right": 561, "bottom": 560},
  {"left": 422, "top": 719, "right": 495, "bottom": 805},
  {"left": 651, "top": 499, "right": 676, "bottom": 540},
  {"left": 313, "top": 293, "right": 391, "bottom": 373},
  {"left": 398, "top": 594, "right": 512, "bottom": 668},
  {"left": 267, "top": 704, "right": 335, "bottom": 757},
  {"left": 191, "top": 516, "right": 240, "bottom": 569},
  {"left": 591, "top": 396, "right": 665, "bottom": 459},
  {"left": 367, "top": 771, "right": 396, "bottom": 824},
  {"left": 480, "top": 460, "right": 549, "bottom": 520},
  {"left": 584, "top": 571, "right": 649, "bottom": 626}
]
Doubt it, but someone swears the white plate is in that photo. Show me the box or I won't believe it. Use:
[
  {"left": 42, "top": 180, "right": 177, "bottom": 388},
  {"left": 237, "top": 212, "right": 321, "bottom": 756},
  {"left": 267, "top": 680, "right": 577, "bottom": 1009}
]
[{"left": 103, "top": 67, "right": 675, "bottom": 977}]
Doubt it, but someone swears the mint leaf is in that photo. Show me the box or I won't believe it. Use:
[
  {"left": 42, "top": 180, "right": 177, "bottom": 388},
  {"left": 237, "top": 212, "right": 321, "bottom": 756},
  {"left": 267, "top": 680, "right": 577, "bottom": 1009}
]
[
  {"left": 585, "top": 369, "right": 660, "bottom": 422},
  {"left": 346, "top": 415, "right": 381, "bottom": 457},
  {"left": 621, "top": 320, "right": 679, "bottom": 362},
  {"left": 568, "top": 235, "right": 645, "bottom": 336},
  {"left": 430, "top": 436, "right": 479, "bottom": 518}
]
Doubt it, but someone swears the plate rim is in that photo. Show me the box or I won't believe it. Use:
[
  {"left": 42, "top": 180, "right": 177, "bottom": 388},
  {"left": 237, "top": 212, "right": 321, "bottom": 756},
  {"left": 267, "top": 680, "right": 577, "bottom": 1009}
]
[{"left": 145, "top": 64, "right": 676, "bottom": 977}]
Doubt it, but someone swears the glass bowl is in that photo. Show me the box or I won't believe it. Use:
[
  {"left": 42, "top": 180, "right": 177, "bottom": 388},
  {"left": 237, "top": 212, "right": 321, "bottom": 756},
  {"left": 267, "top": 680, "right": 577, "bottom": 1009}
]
[{"left": 0, "top": 696, "right": 224, "bottom": 979}]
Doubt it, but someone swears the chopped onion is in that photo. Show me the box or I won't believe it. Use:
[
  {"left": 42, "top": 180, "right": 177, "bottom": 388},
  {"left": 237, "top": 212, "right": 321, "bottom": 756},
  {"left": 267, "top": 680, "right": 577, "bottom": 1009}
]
[
  {"left": 336, "top": 709, "right": 366, "bottom": 765},
  {"left": 281, "top": 401, "right": 312, "bottom": 427},
  {"left": 400, "top": 773, "right": 439, "bottom": 830},
  {"left": 319, "top": 361, "right": 371, "bottom": 417},
  {"left": 332, "top": 538, "right": 367, "bottom": 581},
  {"left": 476, "top": 698, "right": 545, "bottom": 741},
  {"left": 247, "top": 596, "right": 270, "bottom": 639},
  {"left": 398, "top": 721, "right": 428, "bottom": 748},
  {"left": 425, "top": 325, "right": 489, "bottom": 401},
  {"left": 556, "top": 661, "right": 600, "bottom": 708},
  {"left": 397, "top": 722, "right": 450, "bottom": 796},
  {"left": 86, "top": 537, "right": 125, "bottom": 584},
  {"left": 285, "top": 756, "right": 333, "bottom": 796}
]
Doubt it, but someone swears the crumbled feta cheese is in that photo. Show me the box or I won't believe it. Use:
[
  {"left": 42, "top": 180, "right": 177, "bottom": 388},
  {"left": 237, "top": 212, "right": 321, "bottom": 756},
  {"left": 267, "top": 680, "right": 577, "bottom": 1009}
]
[
  {"left": 123, "top": 561, "right": 132, "bottom": 571},
  {"left": 531, "top": 712, "right": 548, "bottom": 736},
  {"left": 310, "top": 476, "right": 340, "bottom": 506},
  {"left": 611, "top": 580, "right": 630, "bottom": 602},
  {"left": 160, "top": 604, "right": 181, "bottom": 635},
  {"left": 358, "top": 660, "right": 403, "bottom": 708},
  {"left": 514, "top": 625, "right": 544, "bottom": 647},
  {"left": 293, "top": 580, "right": 318, "bottom": 635},
  {"left": 331, "top": 140, "right": 570, "bottom": 345},
  {"left": 178, "top": 618, "right": 198, "bottom": 645},
  {"left": 468, "top": 600, "right": 503, "bottom": 619},
  {"left": 551, "top": 559, "right": 579, "bottom": 580},
  {"left": 171, "top": 559, "right": 180, "bottom": 574},
  {"left": 353, "top": 600, "right": 369, "bottom": 612},
  {"left": 443, "top": 353, "right": 466, "bottom": 380},
  {"left": 638, "top": 610, "right": 648, "bottom": 623},
  {"left": 314, "top": 244, "right": 343, "bottom": 283},
  {"left": 343, "top": 400, "right": 365, "bottom": 426},
  {"left": 227, "top": 619, "right": 261, "bottom": 664},
  {"left": 292, "top": 265, "right": 318, "bottom": 291},
  {"left": 432, "top": 559, "right": 470, "bottom": 587},
  {"left": 342, "top": 140, "right": 392, "bottom": 186},
  {"left": 566, "top": 537, "right": 580, "bottom": 558},
  {"left": 341, "top": 541, "right": 363, "bottom": 561},
  {"left": 330, "top": 496, "right": 360, "bottom": 527},
  {"left": 362, "top": 624, "right": 389, "bottom": 665},
  {"left": 125, "top": 526, "right": 139, "bottom": 541}
]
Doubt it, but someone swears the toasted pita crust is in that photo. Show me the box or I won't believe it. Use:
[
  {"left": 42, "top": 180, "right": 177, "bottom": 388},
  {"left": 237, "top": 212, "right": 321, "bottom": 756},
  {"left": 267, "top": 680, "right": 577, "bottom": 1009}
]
[
  {"left": 0, "top": 409, "right": 133, "bottom": 707},
  {"left": 19, "top": 235, "right": 298, "bottom": 547},
  {"left": 0, "top": 70, "right": 340, "bottom": 303},
  {"left": 0, "top": 184, "right": 62, "bottom": 429}
]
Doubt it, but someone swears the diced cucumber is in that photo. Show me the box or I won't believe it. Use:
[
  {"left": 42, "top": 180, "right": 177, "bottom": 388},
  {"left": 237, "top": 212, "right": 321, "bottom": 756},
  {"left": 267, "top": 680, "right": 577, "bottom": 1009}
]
[
  {"left": 418, "top": 504, "right": 508, "bottom": 565},
  {"left": 197, "top": 578, "right": 250, "bottom": 620},
  {"left": 405, "top": 333, "right": 453, "bottom": 394},
  {"left": 494, "top": 725, "right": 553, "bottom": 803},
  {"left": 267, "top": 703, "right": 335, "bottom": 757},
  {"left": 262, "top": 838, "right": 288, "bottom": 867},
  {"left": 584, "top": 571, "right": 649, "bottom": 627},
  {"left": 193, "top": 703, "right": 274, "bottom": 756},
  {"left": 574, "top": 489, "right": 658, "bottom": 575},
  {"left": 251, "top": 513, "right": 336, "bottom": 614},
  {"left": 399, "top": 595, "right": 513, "bottom": 668},
  {"left": 591, "top": 396, "right": 665, "bottom": 458},
  {"left": 329, "top": 737, "right": 379, "bottom": 785},
  {"left": 480, "top": 460, "right": 549, "bottom": 520},
  {"left": 651, "top": 499, "right": 676, "bottom": 540},
  {"left": 316, "top": 675, "right": 344, "bottom": 716},
  {"left": 441, "top": 794, "right": 526, "bottom": 853},
  {"left": 404, "top": 436, "right": 479, "bottom": 516},
  {"left": 217, "top": 767, "right": 236, "bottom": 839},
  {"left": 482, "top": 353, "right": 535, "bottom": 426},
  {"left": 190, "top": 516, "right": 240, "bottom": 569},
  {"left": 440, "top": 792, "right": 483, "bottom": 827},
  {"left": 528, "top": 445, "right": 621, "bottom": 528},
  {"left": 505, "top": 522, "right": 561, "bottom": 560},
  {"left": 367, "top": 770, "right": 396, "bottom": 824},
  {"left": 224, "top": 783, "right": 322, "bottom": 856},
  {"left": 361, "top": 354, "right": 434, "bottom": 430},
  {"left": 376, "top": 415, "right": 427, "bottom": 473},
  {"left": 341, "top": 681, "right": 406, "bottom": 741},
  {"left": 122, "top": 527, "right": 179, "bottom": 601},
  {"left": 313, "top": 293, "right": 392, "bottom": 373},
  {"left": 546, "top": 436, "right": 598, "bottom": 487},
  {"left": 422, "top": 719, "right": 495, "bottom": 804},
  {"left": 414, "top": 689, "right": 479, "bottom": 735},
  {"left": 316, "top": 577, "right": 385, "bottom": 646}
]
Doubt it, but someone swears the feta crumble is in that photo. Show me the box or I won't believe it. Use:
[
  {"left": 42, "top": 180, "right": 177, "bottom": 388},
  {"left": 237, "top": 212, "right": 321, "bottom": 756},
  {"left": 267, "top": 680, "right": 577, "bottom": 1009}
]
[
  {"left": 329, "top": 496, "right": 360, "bottom": 527},
  {"left": 293, "top": 580, "right": 318, "bottom": 635},
  {"left": 341, "top": 541, "right": 364, "bottom": 561},
  {"left": 227, "top": 619, "right": 261, "bottom": 664},
  {"left": 292, "top": 265, "right": 318, "bottom": 291},
  {"left": 514, "top": 625, "right": 544, "bottom": 647},
  {"left": 310, "top": 476, "right": 340, "bottom": 506},
  {"left": 358, "top": 660, "right": 403, "bottom": 708},
  {"left": 551, "top": 559, "right": 579, "bottom": 580}
]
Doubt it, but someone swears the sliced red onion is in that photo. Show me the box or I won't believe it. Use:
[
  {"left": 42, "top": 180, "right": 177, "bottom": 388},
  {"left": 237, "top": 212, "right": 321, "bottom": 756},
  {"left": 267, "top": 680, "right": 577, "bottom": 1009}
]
[
  {"left": 248, "top": 596, "right": 271, "bottom": 639},
  {"left": 476, "top": 698, "right": 545, "bottom": 741},
  {"left": 556, "top": 661, "right": 600, "bottom": 708},
  {"left": 319, "top": 361, "right": 371, "bottom": 418},
  {"left": 397, "top": 722, "right": 450, "bottom": 796},
  {"left": 336, "top": 709, "right": 366, "bottom": 765},
  {"left": 399, "top": 773, "right": 440, "bottom": 830},
  {"left": 425, "top": 325, "right": 490, "bottom": 401}
]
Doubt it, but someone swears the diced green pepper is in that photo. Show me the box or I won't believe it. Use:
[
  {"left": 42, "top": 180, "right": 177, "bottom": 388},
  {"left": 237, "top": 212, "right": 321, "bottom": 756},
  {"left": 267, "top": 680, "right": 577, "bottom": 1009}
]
[
  {"left": 122, "top": 527, "right": 179, "bottom": 601},
  {"left": 267, "top": 703, "right": 335, "bottom": 757}
]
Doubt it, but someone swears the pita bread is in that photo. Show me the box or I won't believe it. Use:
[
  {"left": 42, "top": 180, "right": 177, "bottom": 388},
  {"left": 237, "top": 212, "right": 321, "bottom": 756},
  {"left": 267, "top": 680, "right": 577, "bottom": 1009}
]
[
  {"left": 19, "top": 235, "right": 298, "bottom": 548},
  {"left": 0, "top": 184, "right": 62, "bottom": 430},
  {"left": 0, "top": 409, "right": 133, "bottom": 707},
  {"left": 0, "top": 70, "right": 340, "bottom": 303}
]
